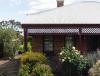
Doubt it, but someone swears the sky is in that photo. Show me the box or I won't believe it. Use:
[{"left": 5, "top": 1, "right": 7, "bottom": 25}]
[{"left": 0, "top": 0, "right": 100, "bottom": 22}]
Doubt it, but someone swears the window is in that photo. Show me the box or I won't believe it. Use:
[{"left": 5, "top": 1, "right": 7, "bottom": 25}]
[
  {"left": 43, "top": 36, "right": 53, "bottom": 51},
  {"left": 65, "top": 36, "right": 74, "bottom": 48}
]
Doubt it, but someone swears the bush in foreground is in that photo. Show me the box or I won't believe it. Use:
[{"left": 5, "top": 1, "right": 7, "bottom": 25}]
[
  {"left": 20, "top": 51, "right": 48, "bottom": 74},
  {"left": 19, "top": 51, "right": 54, "bottom": 76},
  {"left": 31, "top": 64, "right": 54, "bottom": 76},
  {"left": 19, "top": 64, "right": 30, "bottom": 76},
  {"left": 89, "top": 60, "right": 100, "bottom": 76},
  {"left": 20, "top": 51, "right": 48, "bottom": 65},
  {"left": 59, "top": 47, "right": 90, "bottom": 76}
]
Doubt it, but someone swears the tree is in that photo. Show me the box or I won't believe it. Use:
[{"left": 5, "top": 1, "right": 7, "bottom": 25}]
[
  {"left": 3, "top": 29, "right": 18, "bottom": 58},
  {"left": 0, "top": 20, "right": 21, "bottom": 31},
  {"left": 0, "top": 20, "right": 22, "bottom": 58}
]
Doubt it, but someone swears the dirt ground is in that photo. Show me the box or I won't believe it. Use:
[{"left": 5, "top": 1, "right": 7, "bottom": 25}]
[{"left": 0, "top": 56, "right": 20, "bottom": 76}]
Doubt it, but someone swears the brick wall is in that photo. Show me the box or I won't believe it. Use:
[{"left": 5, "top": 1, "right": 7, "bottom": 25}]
[
  {"left": 32, "top": 35, "right": 88, "bottom": 54},
  {"left": 75, "top": 36, "right": 88, "bottom": 53},
  {"left": 32, "top": 35, "right": 43, "bottom": 52},
  {"left": 54, "top": 35, "right": 64, "bottom": 54},
  {"left": 32, "top": 35, "right": 65, "bottom": 53}
]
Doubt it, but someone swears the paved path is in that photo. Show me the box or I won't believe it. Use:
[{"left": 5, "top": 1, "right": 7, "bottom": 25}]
[{"left": 0, "top": 59, "right": 20, "bottom": 76}]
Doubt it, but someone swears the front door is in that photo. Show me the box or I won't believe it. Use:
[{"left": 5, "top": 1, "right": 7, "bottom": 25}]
[{"left": 43, "top": 36, "right": 53, "bottom": 55}]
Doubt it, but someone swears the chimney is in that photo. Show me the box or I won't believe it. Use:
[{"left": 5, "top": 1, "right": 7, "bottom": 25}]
[{"left": 56, "top": 0, "right": 64, "bottom": 7}]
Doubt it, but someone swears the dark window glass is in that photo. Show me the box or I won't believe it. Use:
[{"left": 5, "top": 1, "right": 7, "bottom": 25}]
[
  {"left": 44, "top": 36, "right": 53, "bottom": 51},
  {"left": 65, "top": 36, "right": 74, "bottom": 48}
]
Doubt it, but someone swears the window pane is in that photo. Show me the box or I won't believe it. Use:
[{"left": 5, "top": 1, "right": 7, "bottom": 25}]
[
  {"left": 44, "top": 36, "right": 53, "bottom": 51},
  {"left": 65, "top": 36, "right": 73, "bottom": 48}
]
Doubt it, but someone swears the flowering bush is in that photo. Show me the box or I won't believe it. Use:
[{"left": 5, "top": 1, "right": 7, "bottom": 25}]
[{"left": 59, "top": 47, "right": 89, "bottom": 76}]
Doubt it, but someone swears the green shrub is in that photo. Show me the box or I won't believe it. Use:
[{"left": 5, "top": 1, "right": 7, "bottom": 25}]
[
  {"left": 21, "top": 51, "right": 48, "bottom": 65},
  {"left": 86, "top": 51, "right": 100, "bottom": 66},
  {"left": 59, "top": 47, "right": 89, "bottom": 76},
  {"left": 19, "top": 51, "right": 49, "bottom": 76},
  {"left": 17, "top": 44, "right": 24, "bottom": 54},
  {"left": 31, "top": 64, "right": 54, "bottom": 76},
  {"left": 86, "top": 52, "right": 97, "bottom": 67},
  {"left": 89, "top": 60, "right": 100, "bottom": 76},
  {"left": 17, "top": 42, "right": 32, "bottom": 54},
  {"left": 0, "top": 28, "right": 18, "bottom": 58},
  {"left": 19, "top": 64, "right": 30, "bottom": 76},
  {"left": 27, "top": 42, "right": 32, "bottom": 51}
]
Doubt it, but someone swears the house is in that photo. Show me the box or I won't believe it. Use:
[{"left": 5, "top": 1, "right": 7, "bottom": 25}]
[{"left": 22, "top": 0, "right": 100, "bottom": 55}]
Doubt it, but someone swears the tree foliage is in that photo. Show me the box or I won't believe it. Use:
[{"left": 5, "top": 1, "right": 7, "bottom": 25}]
[
  {"left": 0, "top": 20, "right": 21, "bottom": 31},
  {"left": 3, "top": 29, "right": 18, "bottom": 58},
  {"left": 0, "top": 20, "right": 22, "bottom": 58}
]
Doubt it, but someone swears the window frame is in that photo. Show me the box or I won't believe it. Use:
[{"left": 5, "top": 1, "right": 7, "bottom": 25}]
[
  {"left": 64, "top": 36, "right": 74, "bottom": 48},
  {"left": 43, "top": 35, "right": 54, "bottom": 52}
]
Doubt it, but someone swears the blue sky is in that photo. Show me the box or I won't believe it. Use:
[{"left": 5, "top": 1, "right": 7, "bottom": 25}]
[
  {"left": 0, "top": 0, "right": 29, "bottom": 22},
  {"left": 0, "top": 0, "right": 100, "bottom": 22}
]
